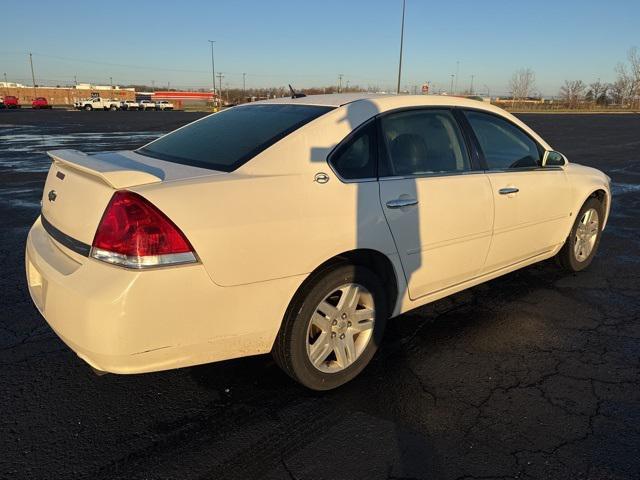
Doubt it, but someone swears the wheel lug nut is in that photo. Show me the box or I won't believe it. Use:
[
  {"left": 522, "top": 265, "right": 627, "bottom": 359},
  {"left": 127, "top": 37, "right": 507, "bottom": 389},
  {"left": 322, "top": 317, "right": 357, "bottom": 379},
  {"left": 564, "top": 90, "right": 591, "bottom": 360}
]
[
  {"left": 331, "top": 332, "right": 336, "bottom": 338},
  {"left": 332, "top": 319, "right": 338, "bottom": 326},
  {"left": 341, "top": 313, "right": 347, "bottom": 320},
  {"left": 340, "top": 333, "right": 345, "bottom": 339},
  {"left": 347, "top": 321, "right": 352, "bottom": 327}
]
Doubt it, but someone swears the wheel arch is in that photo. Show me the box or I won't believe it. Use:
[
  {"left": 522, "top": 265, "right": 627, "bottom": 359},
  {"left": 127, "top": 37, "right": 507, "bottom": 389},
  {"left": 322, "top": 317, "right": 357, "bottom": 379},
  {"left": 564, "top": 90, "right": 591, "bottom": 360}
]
[
  {"left": 284, "top": 248, "right": 400, "bottom": 324},
  {"left": 565, "top": 187, "right": 610, "bottom": 243}
]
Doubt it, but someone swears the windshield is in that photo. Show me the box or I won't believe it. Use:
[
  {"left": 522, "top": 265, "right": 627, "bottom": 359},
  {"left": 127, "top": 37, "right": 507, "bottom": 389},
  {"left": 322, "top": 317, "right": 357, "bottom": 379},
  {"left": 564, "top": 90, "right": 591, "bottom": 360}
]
[{"left": 137, "top": 104, "right": 333, "bottom": 172}]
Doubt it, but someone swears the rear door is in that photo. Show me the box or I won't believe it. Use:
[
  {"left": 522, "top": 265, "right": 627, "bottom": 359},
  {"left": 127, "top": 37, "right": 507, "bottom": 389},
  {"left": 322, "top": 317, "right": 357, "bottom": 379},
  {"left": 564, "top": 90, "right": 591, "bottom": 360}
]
[
  {"left": 461, "top": 110, "right": 572, "bottom": 271},
  {"left": 378, "top": 108, "right": 494, "bottom": 300}
]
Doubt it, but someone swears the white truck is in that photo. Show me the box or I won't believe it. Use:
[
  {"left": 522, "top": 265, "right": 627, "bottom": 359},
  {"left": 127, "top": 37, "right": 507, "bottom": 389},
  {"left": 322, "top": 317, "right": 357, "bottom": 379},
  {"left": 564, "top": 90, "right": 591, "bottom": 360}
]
[
  {"left": 120, "top": 100, "right": 140, "bottom": 110},
  {"left": 138, "top": 100, "right": 156, "bottom": 111},
  {"left": 75, "top": 98, "right": 120, "bottom": 111},
  {"left": 155, "top": 100, "right": 174, "bottom": 111}
]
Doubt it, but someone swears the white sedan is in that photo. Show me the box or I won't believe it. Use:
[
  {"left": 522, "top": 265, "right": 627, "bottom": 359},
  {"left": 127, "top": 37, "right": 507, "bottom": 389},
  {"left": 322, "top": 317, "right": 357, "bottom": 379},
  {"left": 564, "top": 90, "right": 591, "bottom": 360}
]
[{"left": 25, "top": 94, "right": 610, "bottom": 390}]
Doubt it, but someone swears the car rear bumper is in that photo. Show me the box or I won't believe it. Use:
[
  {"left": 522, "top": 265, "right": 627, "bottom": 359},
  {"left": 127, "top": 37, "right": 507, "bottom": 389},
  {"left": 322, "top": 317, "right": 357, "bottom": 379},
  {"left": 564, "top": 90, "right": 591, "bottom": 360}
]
[{"left": 25, "top": 216, "right": 297, "bottom": 374}]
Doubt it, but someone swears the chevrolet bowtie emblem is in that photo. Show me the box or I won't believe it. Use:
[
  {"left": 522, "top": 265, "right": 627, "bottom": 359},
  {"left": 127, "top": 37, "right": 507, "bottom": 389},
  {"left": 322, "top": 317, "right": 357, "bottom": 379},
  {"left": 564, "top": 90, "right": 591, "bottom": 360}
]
[{"left": 48, "top": 190, "right": 57, "bottom": 202}]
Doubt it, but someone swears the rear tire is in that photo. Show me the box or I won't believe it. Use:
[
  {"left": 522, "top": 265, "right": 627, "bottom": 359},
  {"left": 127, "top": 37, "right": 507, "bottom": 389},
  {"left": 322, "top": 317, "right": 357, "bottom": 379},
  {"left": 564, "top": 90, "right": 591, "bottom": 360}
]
[
  {"left": 272, "top": 264, "right": 388, "bottom": 390},
  {"left": 84, "top": 105, "right": 92, "bottom": 111},
  {"left": 556, "top": 197, "right": 604, "bottom": 272}
]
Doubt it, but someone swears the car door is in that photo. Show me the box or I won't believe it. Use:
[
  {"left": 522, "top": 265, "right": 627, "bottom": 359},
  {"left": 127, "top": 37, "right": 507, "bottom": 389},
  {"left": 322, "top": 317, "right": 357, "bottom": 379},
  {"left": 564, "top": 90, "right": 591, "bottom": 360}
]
[
  {"left": 462, "top": 110, "right": 572, "bottom": 271},
  {"left": 378, "top": 108, "right": 494, "bottom": 300}
]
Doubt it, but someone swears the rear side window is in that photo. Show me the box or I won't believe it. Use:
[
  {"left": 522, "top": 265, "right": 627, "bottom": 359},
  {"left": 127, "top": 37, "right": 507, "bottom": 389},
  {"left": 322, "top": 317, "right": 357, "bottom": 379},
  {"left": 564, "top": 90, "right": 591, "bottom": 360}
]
[
  {"left": 138, "top": 104, "right": 333, "bottom": 172},
  {"left": 329, "top": 122, "right": 377, "bottom": 180},
  {"left": 464, "top": 110, "right": 542, "bottom": 169},
  {"left": 380, "top": 109, "right": 470, "bottom": 176}
]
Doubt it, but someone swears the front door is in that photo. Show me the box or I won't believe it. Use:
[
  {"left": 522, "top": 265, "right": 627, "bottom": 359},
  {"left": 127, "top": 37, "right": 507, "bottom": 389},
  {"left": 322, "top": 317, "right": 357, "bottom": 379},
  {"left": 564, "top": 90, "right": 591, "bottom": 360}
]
[
  {"left": 462, "top": 110, "right": 572, "bottom": 271},
  {"left": 377, "top": 108, "right": 494, "bottom": 300}
]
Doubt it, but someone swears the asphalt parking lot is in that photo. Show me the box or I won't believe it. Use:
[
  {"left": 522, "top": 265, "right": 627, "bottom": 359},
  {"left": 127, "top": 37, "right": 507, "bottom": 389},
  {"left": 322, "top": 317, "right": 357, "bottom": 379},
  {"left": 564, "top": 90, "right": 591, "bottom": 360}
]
[{"left": 1, "top": 109, "right": 639, "bottom": 480}]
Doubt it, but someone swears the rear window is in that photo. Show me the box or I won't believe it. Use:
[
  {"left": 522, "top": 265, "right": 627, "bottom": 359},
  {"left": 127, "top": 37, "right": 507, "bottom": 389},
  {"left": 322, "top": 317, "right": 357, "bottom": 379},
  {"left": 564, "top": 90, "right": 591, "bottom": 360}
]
[{"left": 137, "top": 104, "right": 333, "bottom": 172}]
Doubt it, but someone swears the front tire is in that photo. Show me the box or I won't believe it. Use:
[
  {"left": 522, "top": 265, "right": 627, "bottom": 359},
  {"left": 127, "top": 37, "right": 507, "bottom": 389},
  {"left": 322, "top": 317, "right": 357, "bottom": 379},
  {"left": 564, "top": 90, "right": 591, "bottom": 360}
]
[
  {"left": 556, "top": 197, "right": 604, "bottom": 272},
  {"left": 84, "top": 105, "right": 92, "bottom": 111},
  {"left": 272, "top": 264, "right": 388, "bottom": 390}
]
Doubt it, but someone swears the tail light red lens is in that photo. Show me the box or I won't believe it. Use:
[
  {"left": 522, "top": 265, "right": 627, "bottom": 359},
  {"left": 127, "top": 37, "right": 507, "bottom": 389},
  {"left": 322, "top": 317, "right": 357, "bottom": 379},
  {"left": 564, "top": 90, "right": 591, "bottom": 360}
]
[{"left": 91, "top": 191, "right": 196, "bottom": 268}]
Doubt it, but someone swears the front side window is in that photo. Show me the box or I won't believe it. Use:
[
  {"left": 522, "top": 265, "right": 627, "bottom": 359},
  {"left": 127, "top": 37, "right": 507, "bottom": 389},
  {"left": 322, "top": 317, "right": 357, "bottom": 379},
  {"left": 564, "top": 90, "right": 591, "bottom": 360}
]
[
  {"left": 329, "top": 122, "right": 376, "bottom": 180},
  {"left": 380, "top": 109, "right": 470, "bottom": 177},
  {"left": 464, "top": 110, "right": 542, "bottom": 169},
  {"left": 138, "top": 104, "right": 333, "bottom": 172}
]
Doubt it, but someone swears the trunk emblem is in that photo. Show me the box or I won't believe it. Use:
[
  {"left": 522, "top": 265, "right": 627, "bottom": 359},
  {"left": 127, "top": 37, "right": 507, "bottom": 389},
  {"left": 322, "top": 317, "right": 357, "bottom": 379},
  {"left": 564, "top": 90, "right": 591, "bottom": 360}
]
[{"left": 48, "top": 190, "right": 57, "bottom": 202}]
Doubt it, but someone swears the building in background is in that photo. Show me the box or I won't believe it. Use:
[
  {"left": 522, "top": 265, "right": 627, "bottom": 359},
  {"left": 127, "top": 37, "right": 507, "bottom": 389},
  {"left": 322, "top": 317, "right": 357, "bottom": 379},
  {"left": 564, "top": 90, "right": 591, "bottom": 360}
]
[
  {"left": 138, "top": 91, "right": 216, "bottom": 109},
  {"left": 0, "top": 83, "right": 135, "bottom": 106}
]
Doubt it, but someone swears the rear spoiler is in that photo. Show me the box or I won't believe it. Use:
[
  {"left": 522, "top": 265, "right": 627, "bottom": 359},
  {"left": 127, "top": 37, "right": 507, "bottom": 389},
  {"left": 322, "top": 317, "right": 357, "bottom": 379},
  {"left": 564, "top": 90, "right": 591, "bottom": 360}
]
[{"left": 47, "top": 149, "right": 163, "bottom": 189}]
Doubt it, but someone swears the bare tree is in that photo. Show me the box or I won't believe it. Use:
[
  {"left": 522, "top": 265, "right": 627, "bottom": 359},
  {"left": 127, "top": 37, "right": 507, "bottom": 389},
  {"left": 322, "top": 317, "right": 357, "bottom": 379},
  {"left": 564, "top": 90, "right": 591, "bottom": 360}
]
[
  {"left": 560, "top": 80, "right": 586, "bottom": 108},
  {"left": 627, "top": 47, "right": 640, "bottom": 107},
  {"left": 509, "top": 68, "right": 536, "bottom": 105},
  {"left": 588, "top": 80, "right": 608, "bottom": 105},
  {"left": 612, "top": 63, "right": 634, "bottom": 106}
]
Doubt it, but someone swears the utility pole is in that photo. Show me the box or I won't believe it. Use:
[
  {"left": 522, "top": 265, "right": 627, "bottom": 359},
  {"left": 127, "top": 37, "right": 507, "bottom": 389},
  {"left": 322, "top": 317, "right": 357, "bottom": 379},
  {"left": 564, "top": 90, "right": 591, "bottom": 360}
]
[
  {"left": 338, "top": 73, "right": 343, "bottom": 93},
  {"left": 216, "top": 72, "right": 224, "bottom": 105},
  {"left": 396, "top": 0, "right": 406, "bottom": 94},
  {"left": 455, "top": 60, "right": 460, "bottom": 94},
  {"left": 470, "top": 74, "right": 475, "bottom": 94},
  {"left": 208, "top": 40, "right": 216, "bottom": 105},
  {"left": 29, "top": 52, "right": 37, "bottom": 97},
  {"left": 242, "top": 72, "right": 246, "bottom": 100},
  {"left": 73, "top": 75, "right": 77, "bottom": 86},
  {"left": 484, "top": 84, "right": 490, "bottom": 100},
  {"left": 449, "top": 74, "right": 455, "bottom": 94},
  {"left": 3, "top": 72, "right": 8, "bottom": 96},
  {"left": 110, "top": 76, "right": 113, "bottom": 88}
]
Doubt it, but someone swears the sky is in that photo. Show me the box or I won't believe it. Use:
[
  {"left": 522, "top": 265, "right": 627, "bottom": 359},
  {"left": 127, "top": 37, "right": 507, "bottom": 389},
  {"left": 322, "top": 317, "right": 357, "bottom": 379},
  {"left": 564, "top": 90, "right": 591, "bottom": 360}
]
[{"left": 1, "top": 0, "right": 638, "bottom": 96}]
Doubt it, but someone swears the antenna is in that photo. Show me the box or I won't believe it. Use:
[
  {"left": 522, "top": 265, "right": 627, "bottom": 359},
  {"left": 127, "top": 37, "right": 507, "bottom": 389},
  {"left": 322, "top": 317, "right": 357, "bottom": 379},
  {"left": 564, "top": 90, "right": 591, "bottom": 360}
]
[{"left": 288, "top": 84, "right": 306, "bottom": 99}]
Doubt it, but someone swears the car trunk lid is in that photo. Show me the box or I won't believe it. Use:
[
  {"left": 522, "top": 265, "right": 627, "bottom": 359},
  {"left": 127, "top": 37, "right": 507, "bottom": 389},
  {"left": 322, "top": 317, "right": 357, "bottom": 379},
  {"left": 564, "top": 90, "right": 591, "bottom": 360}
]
[{"left": 41, "top": 149, "right": 223, "bottom": 246}]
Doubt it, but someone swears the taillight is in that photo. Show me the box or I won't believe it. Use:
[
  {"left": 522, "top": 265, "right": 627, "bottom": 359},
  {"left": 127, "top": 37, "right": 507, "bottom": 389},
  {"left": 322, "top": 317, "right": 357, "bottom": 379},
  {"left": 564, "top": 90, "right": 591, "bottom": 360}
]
[{"left": 90, "top": 191, "right": 197, "bottom": 268}]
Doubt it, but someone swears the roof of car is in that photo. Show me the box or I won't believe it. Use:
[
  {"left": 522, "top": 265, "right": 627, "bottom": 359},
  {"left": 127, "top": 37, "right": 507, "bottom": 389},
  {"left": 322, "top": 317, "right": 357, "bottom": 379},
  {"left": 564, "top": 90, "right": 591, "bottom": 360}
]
[
  {"left": 256, "top": 93, "right": 390, "bottom": 107},
  {"left": 251, "top": 92, "right": 552, "bottom": 151},
  {"left": 254, "top": 92, "right": 497, "bottom": 109}
]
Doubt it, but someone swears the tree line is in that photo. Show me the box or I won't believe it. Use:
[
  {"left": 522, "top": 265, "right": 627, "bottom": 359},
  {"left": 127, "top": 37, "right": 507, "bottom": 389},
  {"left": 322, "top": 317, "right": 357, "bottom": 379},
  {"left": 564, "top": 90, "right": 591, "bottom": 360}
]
[{"left": 509, "top": 47, "right": 640, "bottom": 108}]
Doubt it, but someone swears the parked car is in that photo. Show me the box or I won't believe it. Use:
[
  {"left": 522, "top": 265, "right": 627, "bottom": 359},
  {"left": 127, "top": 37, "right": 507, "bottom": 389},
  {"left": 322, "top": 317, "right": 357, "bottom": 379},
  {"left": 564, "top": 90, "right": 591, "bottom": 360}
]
[
  {"left": 138, "top": 100, "right": 156, "bottom": 111},
  {"left": 25, "top": 94, "right": 611, "bottom": 390},
  {"left": 74, "top": 97, "right": 120, "bottom": 111},
  {"left": 3, "top": 95, "right": 20, "bottom": 109},
  {"left": 32, "top": 97, "right": 53, "bottom": 109},
  {"left": 120, "top": 100, "right": 139, "bottom": 111},
  {"left": 155, "top": 100, "right": 174, "bottom": 111}
]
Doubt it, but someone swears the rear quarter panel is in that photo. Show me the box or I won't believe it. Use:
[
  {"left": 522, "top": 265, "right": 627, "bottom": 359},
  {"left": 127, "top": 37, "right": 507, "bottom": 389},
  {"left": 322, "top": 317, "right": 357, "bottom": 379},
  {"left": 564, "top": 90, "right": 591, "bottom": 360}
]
[{"left": 134, "top": 104, "right": 398, "bottom": 287}]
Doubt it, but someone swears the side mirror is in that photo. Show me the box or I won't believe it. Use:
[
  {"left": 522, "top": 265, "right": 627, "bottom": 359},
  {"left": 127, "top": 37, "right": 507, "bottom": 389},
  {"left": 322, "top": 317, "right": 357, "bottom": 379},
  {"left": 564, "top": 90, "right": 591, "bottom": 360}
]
[{"left": 542, "top": 150, "right": 567, "bottom": 167}]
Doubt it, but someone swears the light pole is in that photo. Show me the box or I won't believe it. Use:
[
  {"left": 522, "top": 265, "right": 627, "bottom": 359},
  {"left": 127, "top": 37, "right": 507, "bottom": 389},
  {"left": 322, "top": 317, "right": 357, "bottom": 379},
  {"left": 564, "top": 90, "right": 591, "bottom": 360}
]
[
  {"left": 484, "top": 84, "right": 491, "bottom": 100},
  {"left": 29, "top": 52, "right": 37, "bottom": 97},
  {"left": 338, "top": 73, "right": 343, "bottom": 93},
  {"left": 208, "top": 40, "right": 216, "bottom": 104},
  {"left": 470, "top": 74, "right": 475, "bottom": 94},
  {"left": 242, "top": 72, "right": 246, "bottom": 100},
  {"left": 396, "top": 0, "right": 406, "bottom": 94},
  {"left": 216, "top": 72, "right": 224, "bottom": 105},
  {"left": 449, "top": 74, "right": 455, "bottom": 94},
  {"left": 110, "top": 76, "right": 113, "bottom": 88},
  {"left": 455, "top": 60, "right": 460, "bottom": 94},
  {"left": 3, "top": 72, "right": 8, "bottom": 96}
]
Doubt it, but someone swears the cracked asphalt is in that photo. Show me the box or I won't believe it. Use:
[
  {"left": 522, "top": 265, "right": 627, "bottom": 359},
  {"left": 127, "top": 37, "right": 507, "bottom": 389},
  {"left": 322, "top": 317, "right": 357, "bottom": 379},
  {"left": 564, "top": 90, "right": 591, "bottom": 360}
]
[{"left": 1, "top": 110, "right": 638, "bottom": 480}]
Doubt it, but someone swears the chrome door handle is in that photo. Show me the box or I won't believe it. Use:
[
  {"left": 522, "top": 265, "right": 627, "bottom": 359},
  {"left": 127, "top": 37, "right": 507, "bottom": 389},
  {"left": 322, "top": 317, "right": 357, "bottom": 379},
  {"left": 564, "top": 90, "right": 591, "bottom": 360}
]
[
  {"left": 386, "top": 198, "right": 418, "bottom": 209},
  {"left": 499, "top": 187, "right": 519, "bottom": 195}
]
